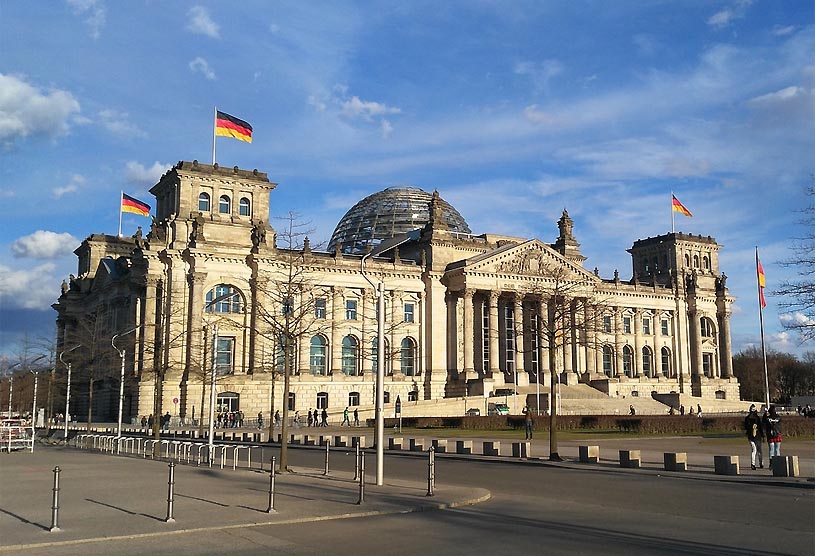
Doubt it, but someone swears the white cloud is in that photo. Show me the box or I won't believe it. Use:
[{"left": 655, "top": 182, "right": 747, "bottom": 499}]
[
  {"left": 0, "top": 73, "right": 80, "bottom": 143},
  {"left": 124, "top": 161, "right": 171, "bottom": 185},
  {"left": 189, "top": 57, "right": 216, "bottom": 80},
  {"left": 772, "top": 25, "right": 796, "bottom": 37},
  {"left": 380, "top": 119, "right": 393, "bottom": 139},
  {"left": 779, "top": 312, "right": 815, "bottom": 327},
  {"left": 53, "top": 174, "right": 86, "bottom": 198},
  {"left": 341, "top": 96, "right": 401, "bottom": 121},
  {"left": 11, "top": 231, "right": 79, "bottom": 259},
  {"left": 98, "top": 109, "right": 145, "bottom": 138},
  {"left": 307, "top": 95, "right": 327, "bottom": 112},
  {"left": 514, "top": 59, "right": 563, "bottom": 94},
  {"left": 707, "top": 0, "right": 752, "bottom": 29},
  {"left": 748, "top": 85, "right": 807, "bottom": 104},
  {"left": 67, "top": 0, "right": 106, "bottom": 39},
  {"left": 0, "top": 263, "right": 60, "bottom": 310},
  {"left": 186, "top": 6, "right": 220, "bottom": 39}
]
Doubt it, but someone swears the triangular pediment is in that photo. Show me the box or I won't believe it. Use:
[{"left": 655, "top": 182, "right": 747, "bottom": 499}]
[{"left": 459, "top": 239, "right": 599, "bottom": 282}]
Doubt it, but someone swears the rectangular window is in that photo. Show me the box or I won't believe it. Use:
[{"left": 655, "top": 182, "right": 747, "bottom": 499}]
[
  {"left": 287, "top": 392, "right": 296, "bottom": 411},
  {"left": 282, "top": 297, "right": 294, "bottom": 315},
  {"left": 345, "top": 299, "right": 357, "bottom": 320},
  {"left": 643, "top": 318, "right": 651, "bottom": 335},
  {"left": 702, "top": 353, "right": 713, "bottom": 377},
  {"left": 216, "top": 337, "right": 234, "bottom": 375},
  {"left": 623, "top": 316, "right": 632, "bottom": 334},
  {"left": 603, "top": 315, "right": 612, "bottom": 333},
  {"left": 504, "top": 304, "right": 515, "bottom": 372},
  {"left": 316, "top": 392, "right": 328, "bottom": 410},
  {"left": 661, "top": 319, "right": 670, "bottom": 336},
  {"left": 314, "top": 298, "right": 326, "bottom": 319},
  {"left": 404, "top": 303, "right": 415, "bottom": 323}
]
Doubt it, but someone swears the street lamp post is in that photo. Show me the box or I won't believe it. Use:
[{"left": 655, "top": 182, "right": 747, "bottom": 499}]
[
  {"left": 360, "top": 229, "right": 421, "bottom": 487},
  {"left": 112, "top": 326, "right": 141, "bottom": 447},
  {"left": 6, "top": 362, "right": 21, "bottom": 416},
  {"left": 29, "top": 355, "right": 47, "bottom": 426},
  {"left": 59, "top": 345, "right": 80, "bottom": 439}
]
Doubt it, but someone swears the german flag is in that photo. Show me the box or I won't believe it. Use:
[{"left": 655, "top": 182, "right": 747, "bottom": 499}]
[
  {"left": 121, "top": 193, "right": 151, "bottom": 217},
  {"left": 215, "top": 110, "right": 252, "bottom": 143},
  {"left": 671, "top": 194, "right": 692, "bottom": 217}
]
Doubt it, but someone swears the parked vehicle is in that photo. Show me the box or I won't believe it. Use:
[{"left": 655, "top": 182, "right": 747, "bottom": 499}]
[
  {"left": 465, "top": 408, "right": 481, "bottom": 416},
  {"left": 488, "top": 403, "right": 510, "bottom": 416}
]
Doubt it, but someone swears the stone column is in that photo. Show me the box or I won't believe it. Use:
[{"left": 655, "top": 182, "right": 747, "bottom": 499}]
[
  {"left": 633, "top": 308, "right": 643, "bottom": 377},
  {"left": 390, "top": 290, "right": 401, "bottom": 375},
  {"left": 585, "top": 304, "right": 597, "bottom": 375},
  {"left": 445, "top": 291, "right": 458, "bottom": 374},
  {"left": 690, "top": 310, "right": 703, "bottom": 379},
  {"left": 538, "top": 301, "right": 550, "bottom": 382},
  {"left": 331, "top": 286, "right": 344, "bottom": 375},
  {"left": 614, "top": 308, "right": 623, "bottom": 377},
  {"left": 361, "top": 290, "right": 372, "bottom": 376},
  {"left": 512, "top": 294, "right": 525, "bottom": 374},
  {"left": 462, "top": 289, "right": 476, "bottom": 379},
  {"left": 488, "top": 291, "right": 501, "bottom": 378},
  {"left": 718, "top": 311, "right": 733, "bottom": 378},
  {"left": 563, "top": 306, "right": 573, "bottom": 374}
]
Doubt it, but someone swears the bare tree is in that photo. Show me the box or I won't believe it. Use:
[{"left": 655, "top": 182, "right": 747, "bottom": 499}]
[{"left": 776, "top": 182, "right": 815, "bottom": 342}]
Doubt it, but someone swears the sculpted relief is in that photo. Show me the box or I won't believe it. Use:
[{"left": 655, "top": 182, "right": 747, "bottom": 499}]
[{"left": 496, "top": 248, "right": 550, "bottom": 275}]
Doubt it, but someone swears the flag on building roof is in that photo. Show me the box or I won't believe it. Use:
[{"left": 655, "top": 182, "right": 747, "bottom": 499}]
[
  {"left": 121, "top": 193, "right": 151, "bottom": 217},
  {"left": 215, "top": 110, "right": 253, "bottom": 143},
  {"left": 671, "top": 194, "right": 692, "bottom": 217}
]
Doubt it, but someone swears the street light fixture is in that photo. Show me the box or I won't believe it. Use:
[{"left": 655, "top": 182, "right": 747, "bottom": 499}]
[
  {"left": 360, "top": 228, "right": 421, "bottom": 487},
  {"left": 112, "top": 325, "right": 141, "bottom": 448},
  {"left": 59, "top": 345, "right": 81, "bottom": 439},
  {"left": 28, "top": 355, "right": 47, "bottom": 427},
  {"left": 6, "top": 362, "right": 21, "bottom": 416}
]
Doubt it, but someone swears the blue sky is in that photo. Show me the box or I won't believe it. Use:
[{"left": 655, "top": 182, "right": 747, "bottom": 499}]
[{"left": 1, "top": 1, "right": 813, "bottom": 361}]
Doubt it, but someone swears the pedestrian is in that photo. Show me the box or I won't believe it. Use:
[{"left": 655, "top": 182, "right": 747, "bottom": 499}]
[
  {"left": 764, "top": 405, "right": 782, "bottom": 458},
  {"left": 341, "top": 407, "right": 350, "bottom": 426},
  {"left": 744, "top": 404, "right": 764, "bottom": 470},
  {"left": 274, "top": 410, "right": 281, "bottom": 427},
  {"left": 524, "top": 406, "right": 534, "bottom": 440},
  {"left": 307, "top": 408, "right": 314, "bottom": 427},
  {"left": 321, "top": 408, "right": 328, "bottom": 427},
  {"left": 353, "top": 407, "right": 359, "bottom": 427},
  {"left": 689, "top": 406, "right": 695, "bottom": 416},
  {"left": 148, "top": 414, "right": 154, "bottom": 429},
  {"left": 257, "top": 411, "right": 264, "bottom": 429},
  {"left": 313, "top": 409, "right": 318, "bottom": 426},
  {"left": 697, "top": 404, "right": 703, "bottom": 418},
  {"left": 629, "top": 404, "right": 636, "bottom": 416},
  {"left": 293, "top": 410, "right": 301, "bottom": 427},
  {"left": 164, "top": 411, "right": 171, "bottom": 431},
  {"left": 239, "top": 410, "right": 245, "bottom": 427},
  {"left": 679, "top": 405, "right": 685, "bottom": 416},
  {"left": 140, "top": 415, "right": 147, "bottom": 428}
]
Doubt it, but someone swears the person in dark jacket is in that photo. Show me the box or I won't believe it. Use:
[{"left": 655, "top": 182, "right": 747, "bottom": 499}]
[
  {"left": 764, "top": 405, "right": 782, "bottom": 458},
  {"left": 744, "top": 404, "right": 764, "bottom": 470}
]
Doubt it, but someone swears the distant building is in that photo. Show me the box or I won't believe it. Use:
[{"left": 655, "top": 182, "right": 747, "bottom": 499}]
[{"left": 52, "top": 161, "right": 739, "bottom": 422}]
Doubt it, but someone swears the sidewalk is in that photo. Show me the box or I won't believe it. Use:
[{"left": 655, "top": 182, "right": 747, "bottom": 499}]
[{"left": 0, "top": 446, "right": 489, "bottom": 552}]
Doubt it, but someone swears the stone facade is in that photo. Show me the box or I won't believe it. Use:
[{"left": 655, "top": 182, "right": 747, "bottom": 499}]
[{"left": 52, "top": 161, "right": 740, "bottom": 423}]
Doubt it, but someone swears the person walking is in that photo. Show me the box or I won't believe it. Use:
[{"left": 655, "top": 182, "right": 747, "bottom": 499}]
[
  {"left": 744, "top": 404, "right": 764, "bottom": 470},
  {"left": 764, "top": 405, "right": 782, "bottom": 458},
  {"left": 274, "top": 410, "right": 281, "bottom": 427},
  {"left": 353, "top": 407, "right": 360, "bottom": 427},
  {"left": 629, "top": 404, "right": 636, "bottom": 416},
  {"left": 696, "top": 404, "right": 703, "bottom": 418},
  {"left": 321, "top": 408, "right": 328, "bottom": 427},
  {"left": 313, "top": 408, "right": 319, "bottom": 426},
  {"left": 307, "top": 408, "right": 314, "bottom": 427},
  {"left": 524, "top": 406, "right": 534, "bottom": 440},
  {"left": 257, "top": 411, "right": 264, "bottom": 430},
  {"left": 341, "top": 407, "right": 350, "bottom": 426}
]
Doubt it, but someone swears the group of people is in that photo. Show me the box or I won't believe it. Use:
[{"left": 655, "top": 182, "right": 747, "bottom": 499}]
[
  {"left": 668, "top": 404, "right": 704, "bottom": 416},
  {"left": 139, "top": 412, "right": 172, "bottom": 431},
  {"left": 339, "top": 406, "right": 361, "bottom": 426},
  {"left": 292, "top": 408, "right": 329, "bottom": 427},
  {"left": 744, "top": 404, "right": 783, "bottom": 470},
  {"left": 216, "top": 410, "right": 244, "bottom": 428}
]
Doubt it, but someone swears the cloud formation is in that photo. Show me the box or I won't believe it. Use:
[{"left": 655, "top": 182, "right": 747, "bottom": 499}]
[
  {"left": 124, "top": 161, "right": 171, "bottom": 185},
  {"left": 67, "top": 0, "right": 106, "bottom": 39},
  {"left": 98, "top": 109, "right": 145, "bottom": 138},
  {"left": 707, "top": 0, "right": 752, "bottom": 29},
  {"left": 11, "top": 231, "right": 79, "bottom": 259},
  {"left": 0, "top": 73, "right": 80, "bottom": 143},
  {"left": 189, "top": 57, "right": 216, "bottom": 80},
  {"left": 340, "top": 96, "right": 401, "bottom": 121},
  {"left": 186, "top": 6, "right": 220, "bottom": 38},
  {"left": 0, "top": 263, "right": 60, "bottom": 309},
  {"left": 53, "top": 174, "right": 86, "bottom": 199}
]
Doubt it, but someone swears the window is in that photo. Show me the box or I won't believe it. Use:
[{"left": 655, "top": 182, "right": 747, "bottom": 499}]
[
  {"left": 715, "top": 390, "right": 726, "bottom": 400},
  {"left": 341, "top": 335, "right": 359, "bottom": 376},
  {"left": 310, "top": 335, "right": 327, "bottom": 375},
  {"left": 661, "top": 319, "right": 670, "bottom": 336},
  {"left": 282, "top": 296, "right": 294, "bottom": 315},
  {"left": 408, "top": 391, "right": 418, "bottom": 402},
  {"left": 404, "top": 303, "right": 415, "bottom": 323},
  {"left": 401, "top": 337, "right": 417, "bottom": 376},
  {"left": 623, "top": 316, "right": 632, "bottom": 334},
  {"left": 287, "top": 392, "right": 296, "bottom": 411},
  {"left": 482, "top": 301, "right": 490, "bottom": 370},
  {"left": 693, "top": 254, "right": 699, "bottom": 268},
  {"left": 631, "top": 390, "right": 639, "bottom": 397},
  {"left": 603, "top": 315, "right": 612, "bottom": 333},
  {"left": 219, "top": 195, "right": 231, "bottom": 214},
  {"left": 702, "top": 353, "right": 713, "bottom": 377},
  {"left": 602, "top": 346, "right": 614, "bottom": 376},
  {"left": 703, "top": 256, "right": 710, "bottom": 270},
  {"left": 314, "top": 298, "right": 326, "bottom": 319},
  {"left": 504, "top": 304, "right": 515, "bottom": 372},
  {"left": 206, "top": 285, "right": 242, "bottom": 313},
  {"left": 530, "top": 314, "right": 540, "bottom": 374},
  {"left": 642, "top": 346, "right": 653, "bottom": 377},
  {"left": 217, "top": 392, "right": 239, "bottom": 412},
  {"left": 700, "top": 317, "right": 715, "bottom": 338},
  {"left": 239, "top": 197, "right": 250, "bottom": 216},
  {"left": 622, "top": 345, "right": 633, "bottom": 377},
  {"left": 383, "top": 391, "right": 391, "bottom": 404},
  {"left": 216, "top": 337, "right": 234, "bottom": 375},
  {"left": 661, "top": 347, "right": 671, "bottom": 377},
  {"left": 371, "top": 338, "right": 390, "bottom": 374},
  {"left": 643, "top": 318, "right": 651, "bottom": 335},
  {"left": 349, "top": 391, "right": 360, "bottom": 406},
  {"left": 684, "top": 254, "right": 690, "bottom": 267},
  {"left": 345, "top": 299, "right": 357, "bottom": 320},
  {"left": 198, "top": 192, "right": 211, "bottom": 212},
  {"left": 316, "top": 392, "right": 328, "bottom": 410}
]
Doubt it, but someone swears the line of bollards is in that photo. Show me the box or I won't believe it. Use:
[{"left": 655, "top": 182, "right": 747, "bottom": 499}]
[
  {"left": 165, "top": 462, "right": 176, "bottom": 523},
  {"left": 356, "top": 449, "right": 365, "bottom": 505},
  {"left": 267, "top": 456, "right": 276, "bottom": 513},
  {"left": 426, "top": 447, "right": 435, "bottom": 497},
  {"left": 49, "top": 466, "right": 61, "bottom": 532}
]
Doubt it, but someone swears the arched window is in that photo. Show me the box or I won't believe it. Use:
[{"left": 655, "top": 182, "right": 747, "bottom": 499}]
[
  {"left": 206, "top": 285, "right": 242, "bottom": 313},
  {"left": 684, "top": 253, "right": 690, "bottom": 267},
  {"left": 198, "top": 192, "right": 211, "bottom": 212},
  {"left": 341, "top": 335, "right": 359, "bottom": 376},
  {"left": 661, "top": 347, "right": 671, "bottom": 377},
  {"left": 602, "top": 345, "right": 614, "bottom": 376},
  {"left": 623, "top": 345, "right": 634, "bottom": 377},
  {"left": 693, "top": 254, "right": 699, "bottom": 268},
  {"left": 700, "top": 317, "right": 715, "bottom": 338},
  {"left": 219, "top": 195, "right": 231, "bottom": 214},
  {"left": 371, "top": 337, "right": 391, "bottom": 375},
  {"left": 310, "top": 335, "right": 327, "bottom": 375},
  {"left": 239, "top": 197, "right": 251, "bottom": 216},
  {"left": 703, "top": 256, "right": 710, "bottom": 270},
  {"left": 642, "top": 346, "right": 653, "bottom": 377},
  {"left": 401, "top": 337, "right": 417, "bottom": 376}
]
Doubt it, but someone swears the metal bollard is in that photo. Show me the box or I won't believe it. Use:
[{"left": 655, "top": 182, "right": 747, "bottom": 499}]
[
  {"left": 324, "top": 440, "right": 330, "bottom": 475},
  {"left": 426, "top": 447, "right": 435, "bottom": 497},
  {"left": 353, "top": 443, "right": 360, "bottom": 480},
  {"left": 356, "top": 450, "right": 365, "bottom": 504},
  {"left": 49, "top": 466, "right": 61, "bottom": 532},
  {"left": 165, "top": 462, "right": 176, "bottom": 523},
  {"left": 266, "top": 457, "right": 276, "bottom": 513}
]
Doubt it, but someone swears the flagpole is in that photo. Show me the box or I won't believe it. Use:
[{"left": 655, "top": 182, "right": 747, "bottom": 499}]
[
  {"left": 212, "top": 106, "right": 217, "bottom": 165},
  {"left": 756, "top": 247, "right": 770, "bottom": 408},
  {"left": 118, "top": 191, "right": 123, "bottom": 237},
  {"left": 671, "top": 191, "right": 675, "bottom": 233}
]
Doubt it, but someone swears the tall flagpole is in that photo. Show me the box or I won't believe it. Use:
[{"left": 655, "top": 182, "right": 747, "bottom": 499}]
[
  {"left": 671, "top": 191, "right": 675, "bottom": 233},
  {"left": 212, "top": 106, "right": 217, "bottom": 165},
  {"left": 118, "top": 191, "right": 123, "bottom": 237},
  {"left": 756, "top": 247, "right": 770, "bottom": 408}
]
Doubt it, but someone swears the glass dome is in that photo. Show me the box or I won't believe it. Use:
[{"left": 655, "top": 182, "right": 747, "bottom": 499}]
[{"left": 328, "top": 186, "right": 471, "bottom": 254}]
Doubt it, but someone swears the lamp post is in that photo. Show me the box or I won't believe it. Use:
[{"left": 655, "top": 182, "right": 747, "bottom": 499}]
[
  {"left": 59, "top": 345, "right": 80, "bottom": 439},
  {"left": 360, "top": 229, "right": 421, "bottom": 487},
  {"left": 28, "top": 355, "right": 47, "bottom": 426},
  {"left": 112, "top": 326, "right": 141, "bottom": 445},
  {"left": 6, "top": 362, "right": 21, "bottom": 416}
]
